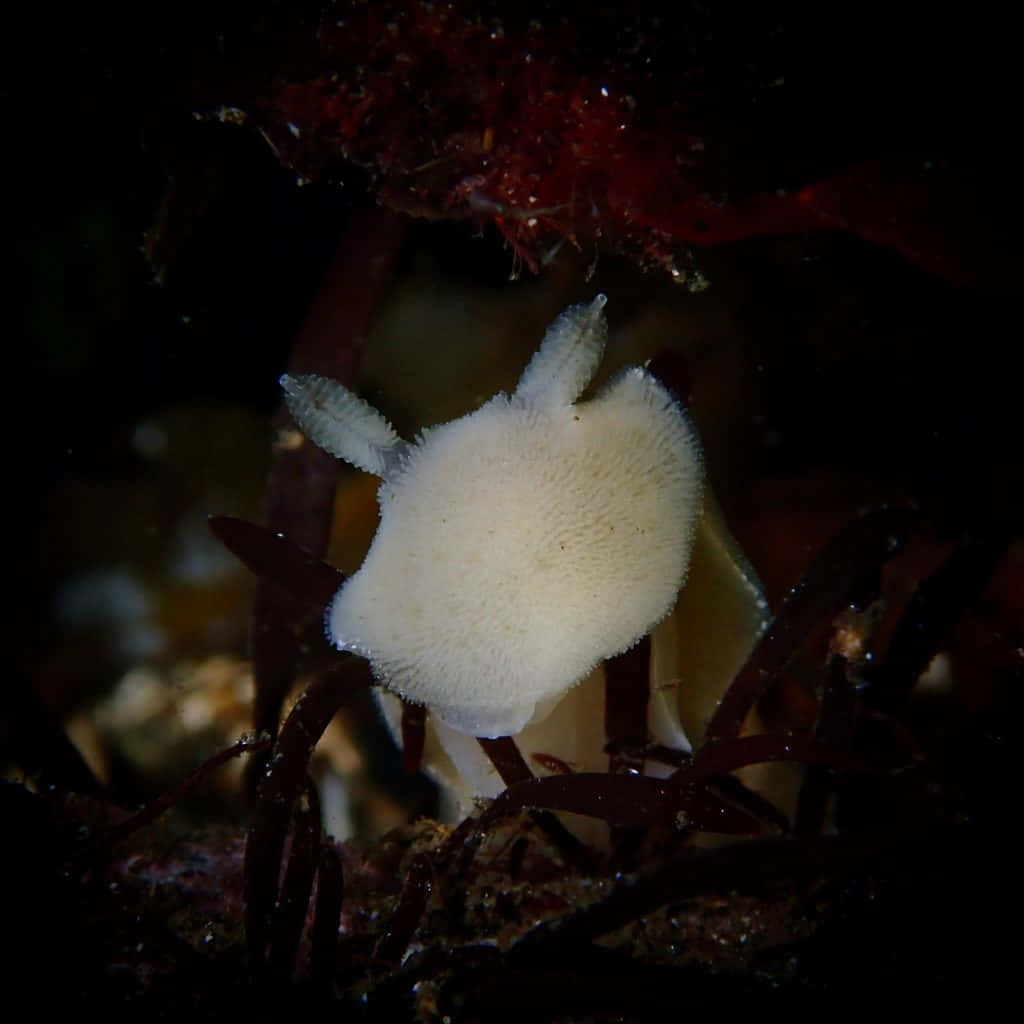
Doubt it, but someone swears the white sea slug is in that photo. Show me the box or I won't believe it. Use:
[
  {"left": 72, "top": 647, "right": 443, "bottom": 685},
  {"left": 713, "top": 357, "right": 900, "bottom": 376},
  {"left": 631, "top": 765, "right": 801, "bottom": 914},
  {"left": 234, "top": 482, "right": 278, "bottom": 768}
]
[{"left": 281, "top": 295, "right": 705, "bottom": 741}]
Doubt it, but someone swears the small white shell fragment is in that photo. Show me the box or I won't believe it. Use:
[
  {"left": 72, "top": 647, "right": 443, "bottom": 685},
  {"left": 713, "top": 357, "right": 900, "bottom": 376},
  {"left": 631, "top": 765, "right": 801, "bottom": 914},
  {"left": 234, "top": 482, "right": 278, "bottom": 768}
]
[{"left": 283, "top": 295, "right": 704, "bottom": 738}]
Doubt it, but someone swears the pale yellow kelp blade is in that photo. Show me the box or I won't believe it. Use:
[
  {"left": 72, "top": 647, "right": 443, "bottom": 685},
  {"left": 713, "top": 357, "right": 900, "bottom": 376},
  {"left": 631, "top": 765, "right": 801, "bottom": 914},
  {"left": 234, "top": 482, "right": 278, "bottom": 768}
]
[{"left": 649, "top": 492, "right": 769, "bottom": 751}]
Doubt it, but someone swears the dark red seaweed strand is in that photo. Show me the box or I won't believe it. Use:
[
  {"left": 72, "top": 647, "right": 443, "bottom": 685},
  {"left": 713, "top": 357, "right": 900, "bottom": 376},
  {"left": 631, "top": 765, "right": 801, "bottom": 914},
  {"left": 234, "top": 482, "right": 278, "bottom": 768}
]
[
  {"left": 102, "top": 732, "right": 271, "bottom": 845},
  {"left": 476, "top": 737, "right": 594, "bottom": 871},
  {"left": 639, "top": 743, "right": 693, "bottom": 769},
  {"left": 481, "top": 773, "right": 761, "bottom": 834},
  {"left": 673, "top": 733, "right": 873, "bottom": 790},
  {"left": 604, "top": 637, "right": 651, "bottom": 776},
  {"left": 208, "top": 515, "right": 344, "bottom": 613},
  {"left": 245, "top": 658, "right": 371, "bottom": 970},
  {"left": 372, "top": 852, "right": 433, "bottom": 967},
  {"left": 711, "top": 773, "right": 791, "bottom": 835},
  {"left": 400, "top": 701, "right": 427, "bottom": 774},
  {"left": 249, "top": 205, "right": 406, "bottom": 792},
  {"left": 866, "top": 533, "right": 1012, "bottom": 712},
  {"left": 813, "top": 655, "right": 860, "bottom": 751},
  {"left": 794, "top": 655, "right": 858, "bottom": 835},
  {"left": 266, "top": 777, "right": 321, "bottom": 981},
  {"left": 248, "top": 588, "right": 315, "bottom": 804},
  {"left": 244, "top": 828, "right": 285, "bottom": 970},
  {"left": 702, "top": 506, "right": 918, "bottom": 747},
  {"left": 208, "top": 512, "right": 345, "bottom": 804},
  {"left": 477, "top": 736, "right": 535, "bottom": 786},
  {"left": 310, "top": 842, "right": 344, "bottom": 994}
]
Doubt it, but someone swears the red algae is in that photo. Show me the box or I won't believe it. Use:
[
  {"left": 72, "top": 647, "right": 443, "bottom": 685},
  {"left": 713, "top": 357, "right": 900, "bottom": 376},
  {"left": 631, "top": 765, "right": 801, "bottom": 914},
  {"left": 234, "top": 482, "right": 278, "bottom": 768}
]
[{"left": 243, "top": 2, "right": 1020, "bottom": 291}]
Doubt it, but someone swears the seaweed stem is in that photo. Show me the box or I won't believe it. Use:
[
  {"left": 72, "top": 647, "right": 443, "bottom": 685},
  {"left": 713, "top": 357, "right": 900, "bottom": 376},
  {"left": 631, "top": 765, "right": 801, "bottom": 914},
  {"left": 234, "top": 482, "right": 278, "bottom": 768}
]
[
  {"left": 101, "top": 732, "right": 271, "bottom": 846},
  {"left": 703, "top": 506, "right": 918, "bottom": 746},
  {"left": 245, "top": 658, "right": 371, "bottom": 974}
]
